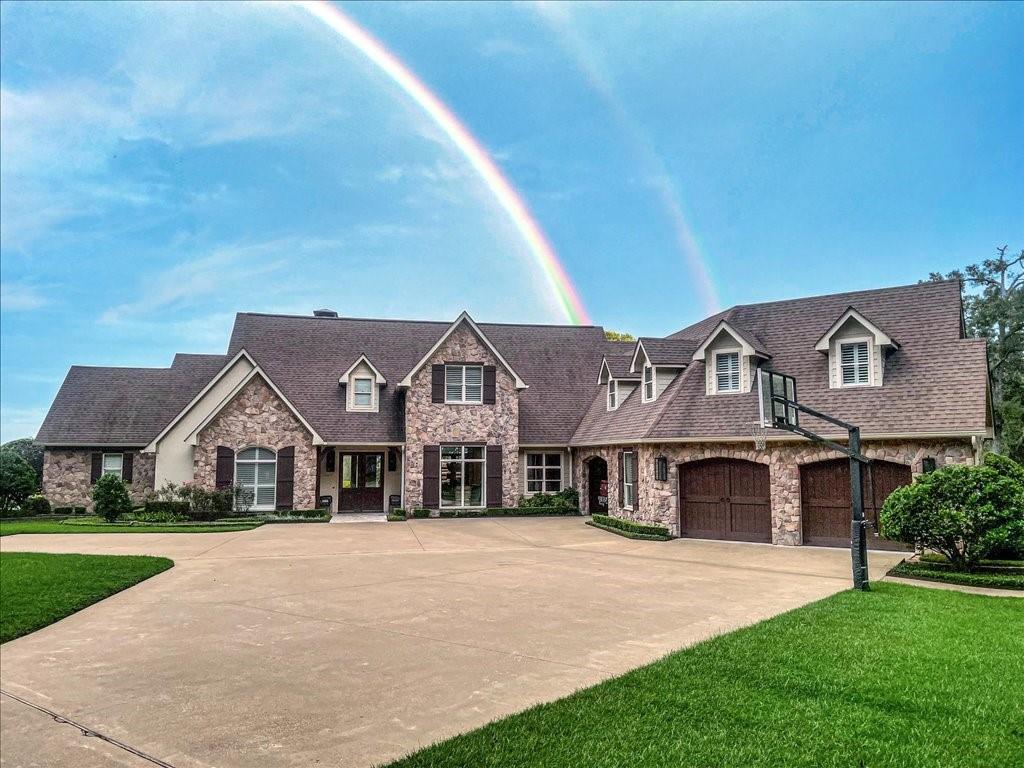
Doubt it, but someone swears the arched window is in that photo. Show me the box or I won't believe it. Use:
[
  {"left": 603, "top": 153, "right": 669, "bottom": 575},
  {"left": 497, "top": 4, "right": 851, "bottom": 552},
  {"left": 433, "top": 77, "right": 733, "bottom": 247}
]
[{"left": 235, "top": 447, "right": 277, "bottom": 510}]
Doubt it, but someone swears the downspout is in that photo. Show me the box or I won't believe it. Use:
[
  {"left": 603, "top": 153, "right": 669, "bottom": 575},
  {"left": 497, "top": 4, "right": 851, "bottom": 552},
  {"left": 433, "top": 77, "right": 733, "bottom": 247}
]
[{"left": 400, "top": 446, "right": 406, "bottom": 510}]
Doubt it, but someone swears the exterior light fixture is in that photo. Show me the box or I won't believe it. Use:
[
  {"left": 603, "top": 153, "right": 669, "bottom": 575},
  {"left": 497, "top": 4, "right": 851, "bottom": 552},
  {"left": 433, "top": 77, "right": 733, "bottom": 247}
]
[{"left": 655, "top": 456, "right": 669, "bottom": 482}]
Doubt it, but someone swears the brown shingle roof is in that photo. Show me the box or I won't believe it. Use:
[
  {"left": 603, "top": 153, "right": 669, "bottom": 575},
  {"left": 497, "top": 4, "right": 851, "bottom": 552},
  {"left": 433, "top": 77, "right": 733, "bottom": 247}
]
[{"left": 635, "top": 337, "right": 701, "bottom": 366}]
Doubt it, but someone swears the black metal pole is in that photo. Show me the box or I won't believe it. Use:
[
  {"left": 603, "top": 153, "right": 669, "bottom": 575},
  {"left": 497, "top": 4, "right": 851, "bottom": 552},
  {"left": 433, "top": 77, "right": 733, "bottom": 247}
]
[{"left": 849, "top": 426, "right": 870, "bottom": 590}]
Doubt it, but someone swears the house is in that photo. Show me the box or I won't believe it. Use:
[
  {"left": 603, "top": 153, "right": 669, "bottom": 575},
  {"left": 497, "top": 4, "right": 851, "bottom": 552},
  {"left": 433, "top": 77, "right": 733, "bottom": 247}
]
[{"left": 36, "top": 279, "right": 991, "bottom": 547}]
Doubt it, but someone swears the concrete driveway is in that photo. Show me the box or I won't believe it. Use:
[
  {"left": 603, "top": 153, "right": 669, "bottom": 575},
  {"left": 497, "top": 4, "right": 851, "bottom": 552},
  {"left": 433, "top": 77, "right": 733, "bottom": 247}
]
[{"left": 0, "top": 518, "right": 903, "bottom": 768}]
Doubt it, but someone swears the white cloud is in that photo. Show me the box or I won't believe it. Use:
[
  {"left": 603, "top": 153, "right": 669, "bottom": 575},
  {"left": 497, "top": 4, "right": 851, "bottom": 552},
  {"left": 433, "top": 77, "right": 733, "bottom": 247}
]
[{"left": 0, "top": 282, "right": 52, "bottom": 312}]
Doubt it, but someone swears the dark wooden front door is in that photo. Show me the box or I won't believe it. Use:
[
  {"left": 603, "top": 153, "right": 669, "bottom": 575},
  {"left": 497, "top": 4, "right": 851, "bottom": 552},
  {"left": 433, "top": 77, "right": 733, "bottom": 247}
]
[
  {"left": 800, "top": 459, "right": 912, "bottom": 550},
  {"left": 587, "top": 458, "right": 608, "bottom": 515},
  {"left": 338, "top": 453, "right": 385, "bottom": 512},
  {"left": 679, "top": 459, "right": 771, "bottom": 543}
]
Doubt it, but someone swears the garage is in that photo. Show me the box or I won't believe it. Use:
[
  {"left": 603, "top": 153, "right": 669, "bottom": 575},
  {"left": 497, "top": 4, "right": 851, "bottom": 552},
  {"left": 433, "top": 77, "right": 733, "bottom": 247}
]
[
  {"left": 679, "top": 458, "right": 772, "bottom": 543},
  {"left": 800, "top": 459, "right": 912, "bottom": 550}
]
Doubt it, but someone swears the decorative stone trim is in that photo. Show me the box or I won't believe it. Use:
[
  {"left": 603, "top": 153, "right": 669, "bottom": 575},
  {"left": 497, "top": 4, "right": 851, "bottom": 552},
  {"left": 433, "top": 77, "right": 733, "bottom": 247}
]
[{"left": 41, "top": 449, "right": 155, "bottom": 509}]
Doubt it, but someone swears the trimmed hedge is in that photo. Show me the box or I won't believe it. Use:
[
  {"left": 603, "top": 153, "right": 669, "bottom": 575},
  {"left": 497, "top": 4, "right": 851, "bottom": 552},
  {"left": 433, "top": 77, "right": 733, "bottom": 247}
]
[
  {"left": 53, "top": 506, "right": 87, "bottom": 516},
  {"left": 411, "top": 508, "right": 431, "bottom": 519},
  {"left": 586, "top": 520, "right": 671, "bottom": 541},
  {"left": 889, "top": 560, "right": 1024, "bottom": 590},
  {"left": 591, "top": 514, "right": 671, "bottom": 539},
  {"left": 437, "top": 507, "right": 579, "bottom": 518},
  {"left": 143, "top": 500, "right": 192, "bottom": 516}
]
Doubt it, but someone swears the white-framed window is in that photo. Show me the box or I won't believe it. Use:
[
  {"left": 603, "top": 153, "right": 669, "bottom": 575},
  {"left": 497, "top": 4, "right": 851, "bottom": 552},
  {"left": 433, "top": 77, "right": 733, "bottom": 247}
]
[
  {"left": 840, "top": 340, "right": 871, "bottom": 386},
  {"left": 715, "top": 351, "right": 740, "bottom": 393},
  {"left": 235, "top": 447, "right": 277, "bottom": 510},
  {"left": 607, "top": 380, "right": 618, "bottom": 410},
  {"left": 445, "top": 364, "right": 483, "bottom": 404},
  {"left": 642, "top": 365, "right": 654, "bottom": 401},
  {"left": 440, "top": 445, "right": 486, "bottom": 507},
  {"left": 622, "top": 451, "right": 637, "bottom": 509},
  {"left": 526, "top": 452, "right": 562, "bottom": 493},
  {"left": 353, "top": 377, "right": 373, "bottom": 407},
  {"left": 102, "top": 453, "right": 123, "bottom": 478}
]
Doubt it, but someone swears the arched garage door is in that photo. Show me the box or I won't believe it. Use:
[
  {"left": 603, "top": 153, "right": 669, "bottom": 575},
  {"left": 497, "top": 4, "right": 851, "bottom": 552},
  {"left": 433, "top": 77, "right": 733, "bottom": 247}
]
[
  {"left": 800, "top": 459, "right": 912, "bottom": 550},
  {"left": 679, "top": 459, "right": 772, "bottom": 543}
]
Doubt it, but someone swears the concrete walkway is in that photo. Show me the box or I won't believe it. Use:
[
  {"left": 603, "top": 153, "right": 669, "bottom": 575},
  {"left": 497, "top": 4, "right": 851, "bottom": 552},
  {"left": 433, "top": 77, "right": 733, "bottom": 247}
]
[{"left": 0, "top": 519, "right": 904, "bottom": 768}]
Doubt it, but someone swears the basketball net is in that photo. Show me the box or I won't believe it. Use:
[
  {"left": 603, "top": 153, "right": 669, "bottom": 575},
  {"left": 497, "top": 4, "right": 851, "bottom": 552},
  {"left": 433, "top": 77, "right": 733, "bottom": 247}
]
[{"left": 749, "top": 420, "right": 768, "bottom": 451}]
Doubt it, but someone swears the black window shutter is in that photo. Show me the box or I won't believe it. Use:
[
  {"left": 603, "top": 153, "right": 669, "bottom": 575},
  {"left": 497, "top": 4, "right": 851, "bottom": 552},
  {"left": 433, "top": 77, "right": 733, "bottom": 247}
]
[
  {"left": 325, "top": 449, "right": 336, "bottom": 473},
  {"left": 215, "top": 446, "right": 235, "bottom": 490},
  {"left": 422, "top": 446, "right": 440, "bottom": 507},
  {"left": 486, "top": 445, "right": 502, "bottom": 507},
  {"left": 483, "top": 366, "right": 496, "bottom": 404},
  {"left": 276, "top": 446, "right": 295, "bottom": 510},
  {"left": 123, "top": 452, "right": 134, "bottom": 483},
  {"left": 431, "top": 365, "right": 445, "bottom": 403},
  {"left": 90, "top": 452, "right": 102, "bottom": 484},
  {"left": 618, "top": 451, "right": 625, "bottom": 507}
]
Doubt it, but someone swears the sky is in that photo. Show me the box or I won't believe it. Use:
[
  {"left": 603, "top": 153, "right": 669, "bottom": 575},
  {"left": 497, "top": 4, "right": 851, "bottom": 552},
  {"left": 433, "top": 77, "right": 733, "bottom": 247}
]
[{"left": 1, "top": 1, "right": 1021, "bottom": 442}]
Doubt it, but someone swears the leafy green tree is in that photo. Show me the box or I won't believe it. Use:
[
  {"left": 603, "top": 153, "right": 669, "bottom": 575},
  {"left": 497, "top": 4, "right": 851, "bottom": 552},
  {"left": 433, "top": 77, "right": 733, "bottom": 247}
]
[
  {"left": 604, "top": 330, "right": 636, "bottom": 342},
  {"left": 92, "top": 474, "right": 132, "bottom": 523},
  {"left": 0, "top": 451, "right": 38, "bottom": 514},
  {"left": 1, "top": 438, "right": 44, "bottom": 486}
]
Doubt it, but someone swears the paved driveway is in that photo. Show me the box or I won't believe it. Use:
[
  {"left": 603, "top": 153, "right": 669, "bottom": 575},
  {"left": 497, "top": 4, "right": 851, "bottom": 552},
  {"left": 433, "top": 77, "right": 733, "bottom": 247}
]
[{"left": 0, "top": 519, "right": 903, "bottom": 768}]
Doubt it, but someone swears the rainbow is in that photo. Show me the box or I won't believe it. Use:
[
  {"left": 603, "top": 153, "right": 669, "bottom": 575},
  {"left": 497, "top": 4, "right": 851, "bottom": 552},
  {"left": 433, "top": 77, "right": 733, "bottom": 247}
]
[{"left": 294, "top": 0, "right": 591, "bottom": 325}]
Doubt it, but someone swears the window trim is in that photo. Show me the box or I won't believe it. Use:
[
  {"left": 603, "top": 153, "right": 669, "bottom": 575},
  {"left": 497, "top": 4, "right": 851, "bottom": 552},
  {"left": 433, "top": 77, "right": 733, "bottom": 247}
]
[
  {"left": 235, "top": 446, "right": 278, "bottom": 512},
  {"left": 713, "top": 349, "right": 741, "bottom": 394},
  {"left": 607, "top": 379, "right": 618, "bottom": 411},
  {"left": 524, "top": 452, "right": 563, "bottom": 495},
  {"left": 101, "top": 452, "right": 123, "bottom": 479},
  {"left": 838, "top": 337, "right": 873, "bottom": 387},
  {"left": 444, "top": 364, "right": 485, "bottom": 405},
  {"left": 642, "top": 365, "right": 655, "bottom": 402},
  {"left": 622, "top": 450, "right": 637, "bottom": 510},
  {"left": 351, "top": 376, "right": 374, "bottom": 409},
  {"left": 439, "top": 444, "right": 487, "bottom": 508}
]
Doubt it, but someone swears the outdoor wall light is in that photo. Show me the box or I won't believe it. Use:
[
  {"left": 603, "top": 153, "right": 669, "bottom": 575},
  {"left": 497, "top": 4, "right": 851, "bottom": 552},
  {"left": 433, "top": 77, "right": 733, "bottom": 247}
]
[
  {"left": 655, "top": 456, "right": 669, "bottom": 482},
  {"left": 922, "top": 456, "right": 937, "bottom": 474}
]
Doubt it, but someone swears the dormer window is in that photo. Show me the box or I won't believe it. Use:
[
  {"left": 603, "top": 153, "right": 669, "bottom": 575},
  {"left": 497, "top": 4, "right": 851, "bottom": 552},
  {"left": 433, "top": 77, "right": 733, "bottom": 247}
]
[
  {"left": 607, "top": 379, "right": 618, "bottom": 410},
  {"left": 840, "top": 341, "right": 870, "bottom": 386},
  {"left": 715, "top": 351, "right": 740, "bottom": 392},
  {"left": 642, "top": 365, "right": 654, "bottom": 401},
  {"left": 445, "top": 364, "right": 483, "bottom": 404},
  {"left": 353, "top": 377, "right": 373, "bottom": 406}
]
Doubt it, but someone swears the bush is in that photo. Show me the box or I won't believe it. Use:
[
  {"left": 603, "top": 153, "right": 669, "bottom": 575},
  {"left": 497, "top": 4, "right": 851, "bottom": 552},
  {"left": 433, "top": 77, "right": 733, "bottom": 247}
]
[
  {"left": 52, "top": 506, "right": 87, "bottom": 516},
  {"left": 92, "top": 474, "right": 133, "bottom": 523},
  {"left": 411, "top": 508, "right": 431, "bottom": 519},
  {"left": 1, "top": 438, "right": 44, "bottom": 487},
  {"left": 22, "top": 495, "right": 51, "bottom": 516},
  {"left": 591, "top": 513, "right": 670, "bottom": 538},
  {"left": 147, "top": 482, "right": 235, "bottom": 521},
  {"left": 879, "top": 463, "right": 1024, "bottom": 571},
  {"left": 133, "top": 507, "right": 188, "bottom": 523},
  {"left": 0, "top": 450, "right": 38, "bottom": 515},
  {"left": 983, "top": 451, "right": 1024, "bottom": 484},
  {"left": 517, "top": 487, "right": 580, "bottom": 510}
]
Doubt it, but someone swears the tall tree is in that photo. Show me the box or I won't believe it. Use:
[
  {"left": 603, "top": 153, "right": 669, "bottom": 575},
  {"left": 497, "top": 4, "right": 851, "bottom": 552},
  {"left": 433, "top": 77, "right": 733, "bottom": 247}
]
[
  {"left": 604, "top": 330, "right": 636, "bottom": 342},
  {"left": 1, "top": 438, "right": 44, "bottom": 487},
  {"left": 931, "top": 245, "right": 1024, "bottom": 460}
]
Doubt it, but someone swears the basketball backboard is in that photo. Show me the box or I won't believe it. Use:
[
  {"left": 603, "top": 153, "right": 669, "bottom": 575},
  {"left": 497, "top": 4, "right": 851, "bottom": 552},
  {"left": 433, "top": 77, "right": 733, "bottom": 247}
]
[{"left": 757, "top": 368, "right": 799, "bottom": 429}]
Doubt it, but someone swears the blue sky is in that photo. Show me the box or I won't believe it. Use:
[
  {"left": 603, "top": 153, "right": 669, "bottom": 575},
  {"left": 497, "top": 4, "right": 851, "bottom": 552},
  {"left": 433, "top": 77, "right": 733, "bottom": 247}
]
[{"left": 1, "top": 1, "right": 1021, "bottom": 441}]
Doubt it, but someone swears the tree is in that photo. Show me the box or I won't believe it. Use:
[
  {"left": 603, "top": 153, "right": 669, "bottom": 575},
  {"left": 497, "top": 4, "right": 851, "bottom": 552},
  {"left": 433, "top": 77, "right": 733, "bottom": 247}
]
[
  {"left": 930, "top": 245, "right": 1024, "bottom": 461},
  {"left": 92, "top": 474, "right": 132, "bottom": 523},
  {"left": 604, "top": 330, "right": 636, "bottom": 342},
  {"left": 1, "top": 438, "right": 44, "bottom": 486},
  {"left": 0, "top": 451, "right": 38, "bottom": 514}
]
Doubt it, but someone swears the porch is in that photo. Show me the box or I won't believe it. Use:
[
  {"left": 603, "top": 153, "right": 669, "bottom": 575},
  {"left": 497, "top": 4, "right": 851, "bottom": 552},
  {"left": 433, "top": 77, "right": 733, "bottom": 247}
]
[{"left": 315, "top": 445, "right": 403, "bottom": 514}]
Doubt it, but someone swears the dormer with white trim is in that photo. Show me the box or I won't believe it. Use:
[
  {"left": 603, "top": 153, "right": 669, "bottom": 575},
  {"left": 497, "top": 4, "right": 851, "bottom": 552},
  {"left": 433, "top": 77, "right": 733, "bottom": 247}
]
[
  {"left": 597, "top": 356, "right": 640, "bottom": 411},
  {"left": 814, "top": 307, "right": 899, "bottom": 389},
  {"left": 629, "top": 338, "right": 692, "bottom": 403},
  {"left": 691, "top": 320, "right": 771, "bottom": 396},
  {"left": 340, "top": 355, "right": 386, "bottom": 413}
]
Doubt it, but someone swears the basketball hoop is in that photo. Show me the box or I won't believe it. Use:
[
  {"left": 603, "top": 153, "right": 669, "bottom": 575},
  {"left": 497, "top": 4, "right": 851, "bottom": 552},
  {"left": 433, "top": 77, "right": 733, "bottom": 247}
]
[{"left": 749, "top": 420, "right": 768, "bottom": 451}]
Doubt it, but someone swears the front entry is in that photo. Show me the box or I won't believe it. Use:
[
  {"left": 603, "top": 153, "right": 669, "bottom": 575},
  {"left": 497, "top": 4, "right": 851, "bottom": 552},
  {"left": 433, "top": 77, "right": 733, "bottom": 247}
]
[
  {"left": 338, "top": 453, "right": 385, "bottom": 512},
  {"left": 679, "top": 458, "right": 772, "bottom": 543},
  {"left": 587, "top": 457, "right": 608, "bottom": 515}
]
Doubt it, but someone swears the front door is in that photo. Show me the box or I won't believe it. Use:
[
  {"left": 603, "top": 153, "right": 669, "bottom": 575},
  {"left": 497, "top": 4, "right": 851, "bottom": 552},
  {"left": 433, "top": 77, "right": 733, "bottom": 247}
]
[
  {"left": 588, "top": 458, "right": 608, "bottom": 515},
  {"left": 338, "top": 453, "right": 385, "bottom": 512}
]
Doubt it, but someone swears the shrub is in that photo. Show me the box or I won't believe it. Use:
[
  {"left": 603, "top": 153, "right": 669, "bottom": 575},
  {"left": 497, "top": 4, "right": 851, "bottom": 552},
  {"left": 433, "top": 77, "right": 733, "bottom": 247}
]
[
  {"left": 133, "top": 506, "right": 188, "bottom": 523},
  {"left": 591, "top": 513, "right": 670, "bottom": 538},
  {"left": 517, "top": 487, "right": 580, "bottom": 510},
  {"left": 411, "top": 508, "right": 431, "bottom": 518},
  {"left": 983, "top": 451, "right": 1024, "bottom": 484},
  {"left": 147, "top": 482, "right": 234, "bottom": 521},
  {"left": 53, "top": 506, "right": 87, "bottom": 516},
  {"left": 879, "top": 463, "right": 1024, "bottom": 571},
  {"left": 0, "top": 450, "right": 38, "bottom": 514},
  {"left": 22, "top": 495, "right": 51, "bottom": 516},
  {"left": 92, "top": 474, "right": 133, "bottom": 523}
]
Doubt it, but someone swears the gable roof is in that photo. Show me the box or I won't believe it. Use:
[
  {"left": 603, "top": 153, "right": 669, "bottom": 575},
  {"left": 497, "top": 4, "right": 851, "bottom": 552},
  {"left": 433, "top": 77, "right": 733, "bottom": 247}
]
[
  {"left": 630, "top": 337, "right": 700, "bottom": 371},
  {"left": 340, "top": 354, "right": 387, "bottom": 385},
  {"left": 813, "top": 306, "right": 900, "bottom": 351},
  {"left": 691, "top": 320, "right": 771, "bottom": 361}
]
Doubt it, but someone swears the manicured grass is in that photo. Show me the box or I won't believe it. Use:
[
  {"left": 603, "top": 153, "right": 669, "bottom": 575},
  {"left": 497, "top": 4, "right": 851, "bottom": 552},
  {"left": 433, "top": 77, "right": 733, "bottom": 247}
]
[
  {"left": 384, "top": 583, "right": 1024, "bottom": 768},
  {"left": 0, "top": 519, "right": 262, "bottom": 536},
  {"left": 0, "top": 552, "right": 173, "bottom": 643},
  {"left": 890, "top": 560, "right": 1024, "bottom": 590}
]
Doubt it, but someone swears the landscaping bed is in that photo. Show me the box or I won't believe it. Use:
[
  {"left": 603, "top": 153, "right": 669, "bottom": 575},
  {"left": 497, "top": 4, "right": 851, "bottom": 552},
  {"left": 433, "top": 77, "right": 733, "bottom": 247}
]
[
  {"left": 384, "top": 582, "right": 1023, "bottom": 768},
  {"left": 587, "top": 514, "right": 671, "bottom": 540},
  {"left": 889, "top": 559, "right": 1024, "bottom": 590},
  {"left": 0, "top": 519, "right": 263, "bottom": 536},
  {"left": 389, "top": 506, "right": 579, "bottom": 520},
  {"left": 0, "top": 552, "right": 173, "bottom": 643}
]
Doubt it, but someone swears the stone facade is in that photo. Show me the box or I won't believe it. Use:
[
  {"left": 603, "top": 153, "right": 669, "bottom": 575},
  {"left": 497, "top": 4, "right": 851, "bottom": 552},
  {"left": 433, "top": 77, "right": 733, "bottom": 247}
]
[
  {"left": 194, "top": 375, "right": 317, "bottom": 509},
  {"left": 575, "top": 438, "right": 975, "bottom": 544},
  {"left": 404, "top": 324, "right": 520, "bottom": 509},
  {"left": 42, "top": 449, "right": 156, "bottom": 508}
]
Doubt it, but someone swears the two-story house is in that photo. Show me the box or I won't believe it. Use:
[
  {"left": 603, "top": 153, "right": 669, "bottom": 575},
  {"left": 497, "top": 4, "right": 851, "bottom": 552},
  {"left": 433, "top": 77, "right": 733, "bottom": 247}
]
[{"left": 36, "top": 279, "right": 992, "bottom": 547}]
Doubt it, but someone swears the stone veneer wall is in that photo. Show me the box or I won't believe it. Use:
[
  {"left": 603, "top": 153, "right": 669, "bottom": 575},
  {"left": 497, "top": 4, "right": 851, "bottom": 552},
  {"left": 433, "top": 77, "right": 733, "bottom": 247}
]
[
  {"left": 194, "top": 375, "right": 317, "bottom": 509},
  {"left": 404, "top": 324, "right": 520, "bottom": 509},
  {"left": 42, "top": 449, "right": 156, "bottom": 508},
  {"left": 575, "top": 438, "right": 975, "bottom": 544}
]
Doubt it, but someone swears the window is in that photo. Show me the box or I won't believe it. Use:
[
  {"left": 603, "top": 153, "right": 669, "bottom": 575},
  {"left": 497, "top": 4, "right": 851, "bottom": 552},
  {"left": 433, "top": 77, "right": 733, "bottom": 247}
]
[
  {"left": 715, "top": 351, "right": 740, "bottom": 392},
  {"left": 622, "top": 451, "right": 637, "bottom": 509},
  {"left": 445, "top": 364, "right": 483, "bottom": 404},
  {"left": 526, "top": 453, "right": 562, "bottom": 493},
  {"left": 840, "top": 341, "right": 870, "bottom": 386},
  {"left": 102, "top": 453, "right": 123, "bottom": 478},
  {"left": 353, "top": 377, "right": 373, "bottom": 407},
  {"left": 235, "top": 447, "right": 277, "bottom": 510},
  {"left": 440, "top": 445, "right": 485, "bottom": 507},
  {"left": 607, "top": 380, "right": 618, "bottom": 410},
  {"left": 643, "top": 365, "right": 654, "bottom": 401}
]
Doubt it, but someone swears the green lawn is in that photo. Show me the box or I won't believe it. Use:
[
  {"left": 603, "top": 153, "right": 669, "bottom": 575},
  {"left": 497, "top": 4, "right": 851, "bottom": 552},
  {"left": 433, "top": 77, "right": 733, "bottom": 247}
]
[
  {"left": 0, "top": 519, "right": 262, "bottom": 536},
  {"left": 384, "top": 583, "right": 1024, "bottom": 768},
  {"left": 0, "top": 552, "right": 173, "bottom": 643}
]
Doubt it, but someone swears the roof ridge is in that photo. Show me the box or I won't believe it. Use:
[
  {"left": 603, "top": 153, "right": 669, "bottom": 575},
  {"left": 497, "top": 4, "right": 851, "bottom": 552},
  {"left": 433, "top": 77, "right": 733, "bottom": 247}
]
[
  {"left": 235, "top": 311, "right": 600, "bottom": 330},
  {"left": 730, "top": 278, "right": 958, "bottom": 312}
]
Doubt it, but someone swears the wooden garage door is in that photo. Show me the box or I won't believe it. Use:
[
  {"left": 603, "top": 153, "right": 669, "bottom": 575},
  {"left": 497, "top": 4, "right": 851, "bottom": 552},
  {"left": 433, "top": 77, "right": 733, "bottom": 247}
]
[
  {"left": 679, "top": 459, "right": 772, "bottom": 543},
  {"left": 800, "top": 459, "right": 912, "bottom": 550}
]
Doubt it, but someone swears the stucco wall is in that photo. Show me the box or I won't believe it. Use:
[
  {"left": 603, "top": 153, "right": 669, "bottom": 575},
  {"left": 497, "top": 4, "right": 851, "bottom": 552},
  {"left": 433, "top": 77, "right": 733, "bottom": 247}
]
[
  {"left": 404, "top": 324, "right": 519, "bottom": 509},
  {"left": 575, "top": 438, "right": 975, "bottom": 544},
  {"left": 42, "top": 449, "right": 155, "bottom": 508},
  {"left": 194, "top": 375, "right": 317, "bottom": 509}
]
